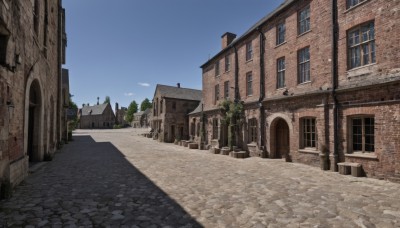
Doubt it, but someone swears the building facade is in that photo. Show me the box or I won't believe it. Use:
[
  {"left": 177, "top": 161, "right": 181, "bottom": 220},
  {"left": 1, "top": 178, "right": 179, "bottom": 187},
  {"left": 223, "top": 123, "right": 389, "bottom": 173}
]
[
  {"left": 195, "top": 0, "right": 400, "bottom": 181},
  {"left": 0, "top": 0, "right": 67, "bottom": 188},
  {"left": 152, "top": 84, "right": 202, "bottom": 143},
  {"left": 79, "top": 103, "right": 115, "bottom": 129},
  {"left": 115, "top": 103, "right": 128, "bottom": 127}
]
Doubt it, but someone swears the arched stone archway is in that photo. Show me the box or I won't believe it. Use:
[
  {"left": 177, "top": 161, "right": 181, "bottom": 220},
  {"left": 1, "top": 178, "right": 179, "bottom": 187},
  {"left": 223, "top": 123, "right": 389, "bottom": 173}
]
[
  {"left": 27, "top": 80, "right": 42, "bottom": 162},
  {"left": 269, "top": 117, "right": 290, "bottom": 160}
]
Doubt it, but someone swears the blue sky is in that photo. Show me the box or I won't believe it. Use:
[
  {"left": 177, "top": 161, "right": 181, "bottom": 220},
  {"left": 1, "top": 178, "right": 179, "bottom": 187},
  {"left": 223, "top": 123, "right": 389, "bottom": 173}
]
[{"left": 63, "top": 0, "right": 285, "bottom": 109}]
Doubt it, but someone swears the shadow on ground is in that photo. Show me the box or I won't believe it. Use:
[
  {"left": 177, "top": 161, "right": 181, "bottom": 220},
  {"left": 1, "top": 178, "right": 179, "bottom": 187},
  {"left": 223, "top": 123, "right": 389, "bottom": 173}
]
[{"left": 0, "top": 135, "right": 202, "bottom": 227}]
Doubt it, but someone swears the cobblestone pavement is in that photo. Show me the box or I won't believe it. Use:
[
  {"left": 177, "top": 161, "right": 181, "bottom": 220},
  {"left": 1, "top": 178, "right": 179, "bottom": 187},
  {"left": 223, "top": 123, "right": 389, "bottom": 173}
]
[{"left": 1, "top": 128, "right": 400, "bottom": 227}]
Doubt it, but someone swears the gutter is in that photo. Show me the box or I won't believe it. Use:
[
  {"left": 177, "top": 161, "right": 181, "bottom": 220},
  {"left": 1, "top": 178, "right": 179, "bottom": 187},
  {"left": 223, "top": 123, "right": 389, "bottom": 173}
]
[{"left": 331, "top": 0, "right": 339, "bottom": 171}]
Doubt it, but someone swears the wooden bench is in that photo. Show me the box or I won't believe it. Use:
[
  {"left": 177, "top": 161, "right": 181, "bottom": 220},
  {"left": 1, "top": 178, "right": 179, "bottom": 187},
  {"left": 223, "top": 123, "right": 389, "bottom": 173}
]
[{"left": 338, "top": 162, "right": 362, "bottom": 177}]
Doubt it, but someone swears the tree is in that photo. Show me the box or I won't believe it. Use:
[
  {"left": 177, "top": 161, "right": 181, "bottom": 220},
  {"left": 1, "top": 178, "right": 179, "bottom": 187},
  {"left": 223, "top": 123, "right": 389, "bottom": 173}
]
[
  {"left": 125, "top": 100, "right": 138, "bottom": 122},
  {"left": 140, "top": 98, "right": 152, "bottom": 111},
  {"left": 103, "top": 96, "right": 110, "bottom": 104}
]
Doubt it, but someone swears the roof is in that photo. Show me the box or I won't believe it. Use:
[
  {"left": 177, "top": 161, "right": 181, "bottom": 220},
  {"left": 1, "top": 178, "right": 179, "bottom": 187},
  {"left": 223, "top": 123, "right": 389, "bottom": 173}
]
[
  {"left": 200, "top": 0, "right": 294, "bottom": 68},
  {"left": 143, "top": 108, "right": 151, "bottom": 115},
  {"left": 81, "top": 103, "right": 109, "bottom": 116},
  {"left": 154, "top": 84, "right": 202, "bottom": 101},
  {"left": 188, "top": 100, "right": 203, "bottom": 115},
  {"left": 134, "top": 111, "right": 144, "bottom": 117}
]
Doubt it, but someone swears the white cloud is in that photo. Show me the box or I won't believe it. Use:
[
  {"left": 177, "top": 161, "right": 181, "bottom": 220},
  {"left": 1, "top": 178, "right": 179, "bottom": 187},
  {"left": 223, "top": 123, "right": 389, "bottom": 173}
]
[
  {"left": 124, "top": 92, "right": 134, "bottom": 96},
  {"left": 138, "top": 82, "right": 150, "bottom": 87}
]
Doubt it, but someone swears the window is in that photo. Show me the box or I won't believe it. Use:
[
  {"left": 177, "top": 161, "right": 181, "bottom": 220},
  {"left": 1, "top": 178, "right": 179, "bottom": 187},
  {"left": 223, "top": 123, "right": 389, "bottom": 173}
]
[
  {"left": 212, "top": 118, "right": 218, "bottom": 139},
  {"left": 248, "top": 118, "right": 257, "bottom": 143},
  {"left": 246, "top": 41, "right": 253, "bottom": 61},
  {"left": 215, "top": 61, "right": 220, "bottom": 76},
  {"left": 196, "top": 122, "right": 200, "bottom": 137},
  {"left": 191, "top": 122, "right": 195, "bottom": 137},
  {"left": 214, "top": 84, "right": 220, "bottom": 103},
  {"left": 347, "top": 0, "right": 366, "bottom": 9},
  {"left": 224, "top": 81, "right": 229, "bottom": 99},
  {"left": 276, "top": 22, "right": 286, "bottom": 45},
  {"left": 350, "top": 117, "right": 374, "bottom": 153},
  {"left": 172, "top": 101, "right": 176, "bottom": 110},
  {"left": 298, "top": 47, "right": 310, "bottom": 83},
  {"left": 246, "top": 72, "right": 253, "bottom": 96},
  {"left": 277, "top": 57, "right": 285, "bottom": 88},
  {"left": 225, "top": 55, "right": 230, "bottom": 72},
  {"left": 160, "top": 99, "right": 163, "bottom": 113},
  {"left": 348, "top": 22, "right": 375, "bottom": 69},
  {"left": 0, "top": 34, "right": 8, "bottom": 65},
  {"left": 33, "top": 0, "right": 40, "bottom": 35},
  {"left": 298, "top": 5, "right": 310, "bottom": 35},
  {"left": 301, "top": 118, "right": 316, "bottom": 148}
]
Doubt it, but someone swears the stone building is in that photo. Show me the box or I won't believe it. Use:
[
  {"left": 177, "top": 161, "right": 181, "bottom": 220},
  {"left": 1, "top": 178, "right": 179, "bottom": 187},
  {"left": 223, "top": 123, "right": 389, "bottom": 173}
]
[
  {"left": 195, "top": 0, "right": 400, "bottom": 181},
  {"left": 79, "top": 103, "right": 115, "bottom": 129},
  {"left": 115, "top": 103, "right": 128, "bottom": 127},
  {"left": 132, "top": 108, "right": 151, "bottom": 128},
  {"left": 0, "top": 0, "right": 67, "bottom": 188},
  {"left": 152, "top": 84, "right": 202, "bottom": 143}
]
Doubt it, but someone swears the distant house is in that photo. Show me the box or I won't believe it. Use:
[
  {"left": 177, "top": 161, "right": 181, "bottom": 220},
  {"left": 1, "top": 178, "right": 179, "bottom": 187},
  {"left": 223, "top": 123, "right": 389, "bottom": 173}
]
[
  {"left": 79, "top": 103, "right": 115, "bottom": 129},
  {"left": 132, "top": 108, "right": 152, "bottom": 128},
  {"left": 152, "top": 83, "right": 202, "bottom": 142},
  {"left": 115, "top": 103, "right": 128, "bottom": 126}
]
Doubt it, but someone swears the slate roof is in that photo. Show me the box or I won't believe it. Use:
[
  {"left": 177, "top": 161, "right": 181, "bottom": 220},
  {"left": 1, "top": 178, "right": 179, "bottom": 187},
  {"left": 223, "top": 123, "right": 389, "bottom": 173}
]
[
  {"left": 81, "top": 103, "right": 109, "bottom": 116},
  {"left": 200, "top": 0, "right": 294, "bottom": 68},
  {"left": 134, "top": 111, "right": 144, "bottom": 117},
  {"left": 155, "top": 84, "right": 202, "bottom": 101},
  {"left": 188, "top": 100, "right": 203, "bottom": 115},
  {"left": 143, "top": 108, "right": 151, "bottom": 115}
]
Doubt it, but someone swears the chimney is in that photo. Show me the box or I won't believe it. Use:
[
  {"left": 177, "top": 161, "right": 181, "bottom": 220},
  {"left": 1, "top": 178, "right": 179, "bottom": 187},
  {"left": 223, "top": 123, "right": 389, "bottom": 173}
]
[
  {"left": 115, "top": 102, "right": 119, "bottom": 111},
  {"left": 115, "top": 102, "right": 119, "bottom": 125},
  {"left": 177, "top": 83, "right": 181, "bottom": 88},
  {"left": 221, "top": 32, "right": 237, "bottom": 49},
  {"left": 82, "top": 104, "right": 85, "bottom": 107}
]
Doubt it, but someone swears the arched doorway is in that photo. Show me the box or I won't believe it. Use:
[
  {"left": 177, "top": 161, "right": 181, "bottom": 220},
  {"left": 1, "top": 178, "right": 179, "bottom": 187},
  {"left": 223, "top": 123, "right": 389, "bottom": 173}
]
[
  {"left": 28, "top": 80, "right": 42, "bottom": 162},
  {"left": 270, "top": 118, "right": 290, "bottom": 159}
]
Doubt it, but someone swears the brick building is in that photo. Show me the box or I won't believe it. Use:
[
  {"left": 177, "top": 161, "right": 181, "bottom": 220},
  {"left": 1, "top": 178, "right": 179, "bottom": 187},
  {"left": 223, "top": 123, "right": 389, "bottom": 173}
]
[
  {"left": 0, "top": 0, "right": 67, "bottom": 188},
  {"left": 152, "top": 84, "right": 202, "bottom": 143},
  {"left": 195, "top": 0, "right": 400, "bottom": 180},
  {"left": 79, "top": 103, "right": 115, "bottom": 129}
]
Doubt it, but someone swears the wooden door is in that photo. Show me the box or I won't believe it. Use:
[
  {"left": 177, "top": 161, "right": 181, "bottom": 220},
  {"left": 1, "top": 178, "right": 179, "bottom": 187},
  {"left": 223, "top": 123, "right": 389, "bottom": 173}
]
[{"left": 276, "top": 119, "right": 289, "bottom": 159}]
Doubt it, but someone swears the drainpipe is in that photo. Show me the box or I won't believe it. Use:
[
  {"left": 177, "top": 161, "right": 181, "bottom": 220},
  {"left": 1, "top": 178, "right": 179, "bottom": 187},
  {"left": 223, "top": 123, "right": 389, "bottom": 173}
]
[
  {"left": 56, "top": 1, "right": 62, "bottom": 145},
  {"left": 331, "top": 0, "right": 339, "bottom": 171},
  {"left": 256, "top": 27, "right": 266, "bottom": 158},
  {"left": 233, "top": 45, "right": 239, "bottom": 103}
]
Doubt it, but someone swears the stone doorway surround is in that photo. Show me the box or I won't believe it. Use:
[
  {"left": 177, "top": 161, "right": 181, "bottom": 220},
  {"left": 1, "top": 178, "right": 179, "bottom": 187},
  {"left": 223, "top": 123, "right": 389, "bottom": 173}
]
[{"left": 266, "top": 113, "right": 293, "bottom": 159}]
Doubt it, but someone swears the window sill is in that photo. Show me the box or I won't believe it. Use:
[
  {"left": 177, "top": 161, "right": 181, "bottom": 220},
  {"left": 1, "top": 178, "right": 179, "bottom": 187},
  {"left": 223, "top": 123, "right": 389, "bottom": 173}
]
[
  {"left": 297, "top": 29, "right": 312, "bottom": 38},
  {"left": 224, "top": 70, "right": 231, "bottom": 74},
  {"left": 298, "top": 149, "right": 319, "bottom": 154},
  {"left": 345, "top": 153, "right": 378, "bottom": 160},
  {"left": 344, "top": 0, "right": 369, "bottom": 14},
  {"left": 347, "top": 63, "right": 377, "bottom": 79},
  {"left": 275, "top": 41, "right": 287, "bottom": 48},
  {"left": 298, "top": 81, "right": 311, "bottom": 86},
  {"left": 246, "top": 59, "right": 253, "bottom": 63},
  {"left": 276, "top": 87, "right": 287, "bottom": 91}
]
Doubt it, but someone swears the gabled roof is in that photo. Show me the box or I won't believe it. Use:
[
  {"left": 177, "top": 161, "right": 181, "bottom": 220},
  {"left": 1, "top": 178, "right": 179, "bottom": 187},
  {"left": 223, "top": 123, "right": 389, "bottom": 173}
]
[
  {"left": 200, "top": 0, "right": 294, "bottom": 68},
  {"left": 143, "top": 108, "right": 151, "bottom": 115},
  {"left": 134, "top": 111, "right": 145, "bottom": 117},
  {"left": 81, "top": 103, "right": 109, "bottom": 116},
  {"left": 154, "top": 84, "right": 202, "bottom": 101}
]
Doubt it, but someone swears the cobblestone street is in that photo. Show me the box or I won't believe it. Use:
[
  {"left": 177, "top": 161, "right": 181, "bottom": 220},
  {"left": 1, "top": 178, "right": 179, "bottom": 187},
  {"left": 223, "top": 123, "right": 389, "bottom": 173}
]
[{"left": 1, "top": 128, "right": 400, "bottom": 227}]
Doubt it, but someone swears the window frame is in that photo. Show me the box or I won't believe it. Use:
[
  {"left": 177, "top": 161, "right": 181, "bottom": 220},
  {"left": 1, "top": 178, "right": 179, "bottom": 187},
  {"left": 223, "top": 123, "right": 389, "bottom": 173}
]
[
  {"left": 276, "top": 22, "right": 286, "bottom": 45},
  {"left": 215, "top": 60, "right": 220, "bottom": 76},
  {"left": 277, "top": 57, "right": 286, "bottom": 89},
  {"left": 349, "top": 116, "right": 375, "bottom": 153},
  {"left": 300, "top": 117, "right": 317, "bottom": 149},
  {"left": 224, "top": 81, "right": 229, "bottom": 99},
  {"left": 248, "top": 118, "right": 257, "bottom": 143},
  {"left": 347, "top": 21, "right": 375, "bottom": 70},
  {"left": 347, "top": 0, "right": 366, "bottom": 9},
  {"left": 298, "top": 5, "right": 311, "bottom": 35},
  {"left": 246, "top": 72, "right": 253, "bottom": 96},
  {"left": 225, "top": 55, "right": 230, "bottom": 72},
  {"left": 214, "top": 84, "right": 220, "bottom": 104},
  {"left": 246, "top": 41, "right": 253, "bottom": 61},
  {"left": 298, "top": 47, "right": 310, "bottom": 84}
]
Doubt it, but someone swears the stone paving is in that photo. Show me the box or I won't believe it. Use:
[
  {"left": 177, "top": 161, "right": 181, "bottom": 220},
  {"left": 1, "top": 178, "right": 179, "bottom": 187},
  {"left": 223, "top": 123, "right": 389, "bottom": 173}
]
[{"left": 1, "top": 128, "right": 400, "bottom": 227}]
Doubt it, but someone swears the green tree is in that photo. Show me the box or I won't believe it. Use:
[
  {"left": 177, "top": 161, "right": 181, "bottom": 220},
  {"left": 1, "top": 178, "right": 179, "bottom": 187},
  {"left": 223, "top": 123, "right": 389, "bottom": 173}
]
[
  {"left": 103, "top": 96, "right": 111, "bottom": 104},
  {"left": 125, "top": 100, "right": 138, "bottom": 122},
  {"left": 140, "top": 98, "right": 152, "bottom": 111}
]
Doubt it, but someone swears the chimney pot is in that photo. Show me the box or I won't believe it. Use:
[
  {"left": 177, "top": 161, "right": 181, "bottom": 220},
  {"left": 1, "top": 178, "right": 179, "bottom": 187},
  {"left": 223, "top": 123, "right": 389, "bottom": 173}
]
[{"left": 177, "top": 83, "right": 181, "bottom": 88}]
